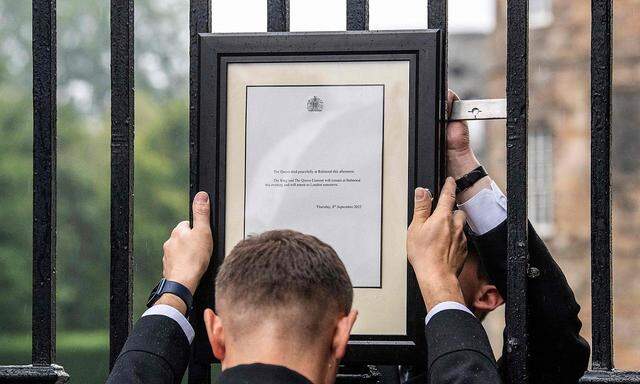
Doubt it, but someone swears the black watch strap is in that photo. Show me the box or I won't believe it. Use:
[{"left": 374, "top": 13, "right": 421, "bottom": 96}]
[
  {"left": 146, "top": 278, "right": 194, "bottom": 318},
  {"left": 455, "top": 166, "right": 488, "bottom": 194}
]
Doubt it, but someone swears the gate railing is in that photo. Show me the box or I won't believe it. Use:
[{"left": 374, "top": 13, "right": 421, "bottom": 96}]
[
  {"left": 0, "top": 0, "right": 68, "bottom": 382},
  {"left": 1, "top": 0, "right": 635, "bottom": 383}
]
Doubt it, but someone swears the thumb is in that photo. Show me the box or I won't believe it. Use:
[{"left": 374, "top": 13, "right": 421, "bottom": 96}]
[
  {"left": 192, "top": 191, "right": 211, "bottom": 230},
  {"left": 411, "top": 187, "right": 433, "bottom": 224},
  {"left": 447, "top": 90, "right": 460, "bottom": 119}
]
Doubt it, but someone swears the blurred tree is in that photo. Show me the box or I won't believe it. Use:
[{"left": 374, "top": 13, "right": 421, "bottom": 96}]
[
  {"left": 0, "top": 88, "right": 34, "bottom": 332},
  {"left": 0, "top": 0, "right": 190, "bottom": 335}
]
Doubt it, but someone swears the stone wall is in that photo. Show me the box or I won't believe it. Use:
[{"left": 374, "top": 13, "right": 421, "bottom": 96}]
[{"left": 479, "top": 0, "right": 640, "bottom": 369}]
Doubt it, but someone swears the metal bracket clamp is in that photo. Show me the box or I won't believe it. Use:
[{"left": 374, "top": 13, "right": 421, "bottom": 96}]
[{"left": 448, "top": 99, "right": 507, "bottom": 121}]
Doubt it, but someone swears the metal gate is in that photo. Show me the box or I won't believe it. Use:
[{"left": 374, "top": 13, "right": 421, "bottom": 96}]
[{"left": 0, "top": 0, "right": 632, "bottom": 383}]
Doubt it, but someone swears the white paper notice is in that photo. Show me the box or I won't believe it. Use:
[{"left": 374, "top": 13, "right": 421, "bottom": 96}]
[{"left": 244, "top": 85, "right": 384, "bottom": 287}]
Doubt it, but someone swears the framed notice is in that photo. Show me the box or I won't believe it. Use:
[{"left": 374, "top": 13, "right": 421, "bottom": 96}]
[
  {"left": 245, "top": 84, "right": 385, "bottom": 288},
  {"left": 193, "top": 31, "right": 443, "bottom": 365}
]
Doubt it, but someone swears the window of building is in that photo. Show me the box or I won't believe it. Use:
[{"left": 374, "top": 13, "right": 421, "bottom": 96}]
[
  {"left": 530, "top": 0, "right": 554, "bottom": 29},
  {"left": 612, "top": 91, "right": 640, "bottom": 174},
  {"left": 528, "top": 127, "right": 554, "bottom": 237}
]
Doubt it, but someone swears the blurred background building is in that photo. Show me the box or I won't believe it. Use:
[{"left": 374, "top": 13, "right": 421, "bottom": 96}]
[
  {"left": 451, "top": 0, "right": 640, "bottom": 369},
  {"left": 0, "top": 0, "right": 639, "bottom": 381}
]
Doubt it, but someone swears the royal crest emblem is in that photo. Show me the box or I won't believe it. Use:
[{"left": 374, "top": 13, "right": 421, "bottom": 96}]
[{"left": 306, "top": 96, "right": 324, "bottom": 112}]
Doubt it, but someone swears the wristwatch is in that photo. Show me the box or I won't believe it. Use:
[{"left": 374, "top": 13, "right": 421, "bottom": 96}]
[
  {"left": 146, "top": 278, "right": 194, "bottom": 318},
  {"left": 455, "top": 165, "right": 488, "bottom": 194}
]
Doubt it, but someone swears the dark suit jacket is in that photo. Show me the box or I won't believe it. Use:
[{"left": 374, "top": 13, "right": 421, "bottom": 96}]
[
  {"left": 106, "top": 310, "right": 500, "bottom": 384},
  {"left": 468, "top": 221, "right": 590, "bottom": 383},
  {"left": 401, "top": 220, "right": 590, "bottom": 384},
  {"left": 106, "top": 315, "right": 190, "bottom": 384},
  {"left": 424, "top": 309, "right": 501, "bottom": 383},
  {"left": 111, "top": 221, "right": 583, "bottom": 384},
  {"left": 219, "top": 363, "right": 312, "bottom": 384}
]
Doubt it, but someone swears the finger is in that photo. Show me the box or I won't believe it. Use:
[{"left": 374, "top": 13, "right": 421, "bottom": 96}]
[
  {"left": 172, "top": 221, "right": 190, "bottom": 236},
  {"left": 434, "top": 177, "right": 457, "bottom": 216},
  {"left": 457, "top": 232, "right": 468, "bottom": 250},
  {"left": 452, "top": 210, "right": 467, "bottom": 230},
  {"left": 162, "top": 240, "right": 170, "bottom": 253},
  {"left": 447, "top": 90, "right": 460, "bottom": 119},
  {"left": 192, "top": 191, "right": 211, "bottom": 229},
  {"left": 411, "top": 187, "right": 433, "bottom": 224}
]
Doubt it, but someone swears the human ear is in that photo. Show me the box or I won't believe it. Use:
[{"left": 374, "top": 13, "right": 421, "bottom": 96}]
[
  {"left": 331, "top": 310, "right": 358, "bottom": 362},
  {"left": 204, "top": 308, "right": 226, "bottom": 361},
  {"left": 473, "top": 284, "right": 504, "bottom": 313}
]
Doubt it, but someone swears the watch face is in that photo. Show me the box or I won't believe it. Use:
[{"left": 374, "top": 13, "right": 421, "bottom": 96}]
[{"left": 146, "top": 278, "right": 166, "bottom": 307}]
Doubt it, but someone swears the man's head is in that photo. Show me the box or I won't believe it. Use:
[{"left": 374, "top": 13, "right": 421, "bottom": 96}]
[
  {"left": 204, "top": 230, "right": 358, "bottom": 384},
  {"left": 457, "top": 240, "right": 504, "bottom": 320}
]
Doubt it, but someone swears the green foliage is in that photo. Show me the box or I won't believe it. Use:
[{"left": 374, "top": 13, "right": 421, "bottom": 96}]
[
  {"left": 0, "top": 3, "right": 192, "bottom": 379},
  {"left": 0, "top": 88, "right": 189, "bottom": 332},
  {"left": 132, "top": 93, "right": 189, "bottom": 317},
  {"left": 0, "top": 87, "right": 34, "bottom": 331}
]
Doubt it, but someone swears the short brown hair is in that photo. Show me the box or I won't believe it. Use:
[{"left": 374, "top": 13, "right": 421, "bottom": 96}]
[{"left": 215, "top": 230, "right": 353, "bottom": 329}]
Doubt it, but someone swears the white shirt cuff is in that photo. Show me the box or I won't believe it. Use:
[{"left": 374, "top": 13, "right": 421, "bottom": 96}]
[
  {"left": 458, "top": 180, "right": 507, "bottom": 235},
  {"left": 425, "top": 301, "right": 474, "bottom": 326},
  {"left": 142, "top": 304, "right": 195, "bottom": 344}
]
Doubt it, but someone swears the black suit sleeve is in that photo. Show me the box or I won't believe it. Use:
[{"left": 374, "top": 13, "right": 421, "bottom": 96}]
[
  {"left": 468, "top": 221, "right": 590, "bottom": 384},
  {"left": 426, "top": 309, "right": 502, "bottom": 384},
  {"left": 106, "top": 315, "right": 191, "bottom": 384}
]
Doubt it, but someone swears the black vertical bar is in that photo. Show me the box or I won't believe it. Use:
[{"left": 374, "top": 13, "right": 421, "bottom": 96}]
[
  {"left": 428, "top": 0, "right": 448, "bottom": 190},
  {"left": 109, "top": 0, "right": 134, "bottom": 369},
  {"left": 427, "top": 0, "right": 447, "bottom": 101},
  {"left": 342, "top": 3, "right": 368, "bottom": 378},
  {"left": 267, "top": 0, "right": 290, "bottom": 32},
  {"left": 346, "top": 0, "right": 369, "bottom": 30},
  {"left": 506, "top": 0, "right": 529, "bottom": 383},
  {"left": 190, "top": 0, "right": 212, "bottom": 210},
  {"left": 590, "top": 0, "right": 613, "bottom": 371},
  {"left": 32, "top": 0, "right": 57, "bottom": 366},
  {"left": 189, "top": 1, "right": 212, "bottom": 383},
  {"left": 427, "top": 0, "right": 447, "bottom": 80}
]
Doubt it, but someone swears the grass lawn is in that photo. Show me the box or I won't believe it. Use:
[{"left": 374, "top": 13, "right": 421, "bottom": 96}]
[
  {"left": 0, "top": 331, "right": 110, "bottom": 383},
  {"left": 0, "top": 331, "right": 221, "bottom": 383}
]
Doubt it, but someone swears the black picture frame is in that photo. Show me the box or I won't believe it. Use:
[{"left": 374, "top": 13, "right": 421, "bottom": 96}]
[{"left": 192, "top": 30, "right": 444, "bottom": 366}]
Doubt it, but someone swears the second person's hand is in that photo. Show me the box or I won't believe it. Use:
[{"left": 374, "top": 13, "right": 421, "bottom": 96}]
[{"left": 407, "top": 177, "right": 468, "bottom": 310}]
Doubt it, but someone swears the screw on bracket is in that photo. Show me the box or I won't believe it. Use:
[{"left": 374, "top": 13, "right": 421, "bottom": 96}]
[
  {"left": 468, "top": 107, "right": 482, "bottom": 118},
  {"left": 448, "top": 99, "right": 507, "bottom": 121}
]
